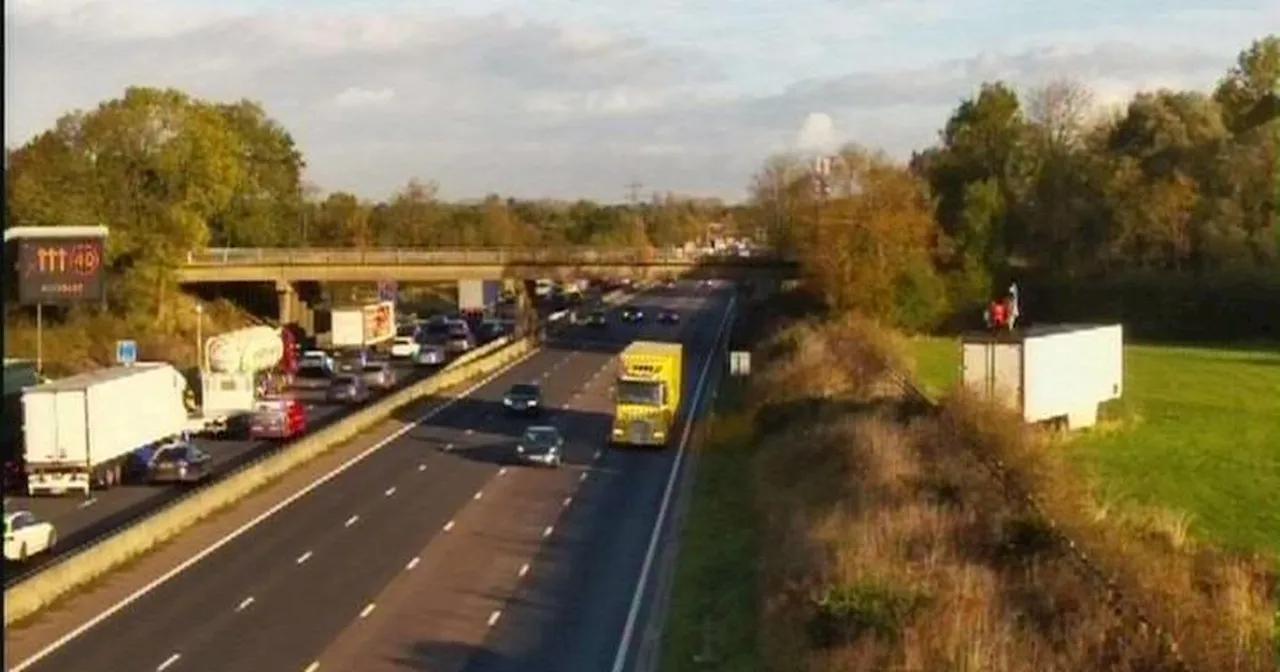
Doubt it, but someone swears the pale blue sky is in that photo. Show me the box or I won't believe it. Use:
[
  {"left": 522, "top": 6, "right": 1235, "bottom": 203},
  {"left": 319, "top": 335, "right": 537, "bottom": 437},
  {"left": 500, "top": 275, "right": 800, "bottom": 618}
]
[{"left": 5, "top": 0, "right": 1274, "bottom": 201}]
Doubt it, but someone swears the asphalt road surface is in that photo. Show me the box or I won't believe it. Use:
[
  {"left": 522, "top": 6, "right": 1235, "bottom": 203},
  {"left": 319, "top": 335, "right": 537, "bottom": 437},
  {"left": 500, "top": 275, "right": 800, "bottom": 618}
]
[
  {"left": 2, "top": 359, "right": 438, "bottom": 585},
  {"left": 10, "top": 283, "right": 730, "bottom": 672}
]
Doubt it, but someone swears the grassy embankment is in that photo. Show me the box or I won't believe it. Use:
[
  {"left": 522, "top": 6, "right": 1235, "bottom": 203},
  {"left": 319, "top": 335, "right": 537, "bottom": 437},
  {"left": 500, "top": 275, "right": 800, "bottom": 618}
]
[
  {"left": 3, "top": 295, "right": 259, "bottom": 378},
  {"left": 663, "top": 305, "right": 1277, "bottom": 671},
  {"left": 906, "top": 336, "right": 1280, "bottom": 556}
]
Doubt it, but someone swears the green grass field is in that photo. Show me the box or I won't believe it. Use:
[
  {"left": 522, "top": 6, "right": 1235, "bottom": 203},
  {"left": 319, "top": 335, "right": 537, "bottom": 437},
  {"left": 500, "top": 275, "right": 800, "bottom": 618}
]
[{"left": 907, "top": 337, "right": 1280, "bottom": 556}]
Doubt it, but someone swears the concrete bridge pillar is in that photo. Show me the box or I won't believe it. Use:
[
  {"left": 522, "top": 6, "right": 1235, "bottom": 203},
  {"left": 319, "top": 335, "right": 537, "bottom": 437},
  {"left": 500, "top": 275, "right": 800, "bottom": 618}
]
[
  {"left": 517, "top": 279, "right": 540, "bottom": 340},
  {"left": 274, "top": 281, "right": 317, "bottom": 335}
]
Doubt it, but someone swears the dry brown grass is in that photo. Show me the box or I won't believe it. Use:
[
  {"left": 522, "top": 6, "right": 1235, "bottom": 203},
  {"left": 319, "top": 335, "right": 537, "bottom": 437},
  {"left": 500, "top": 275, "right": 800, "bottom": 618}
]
[
  {"left": 744, "top": 314, "right": 1278, "bottom": 672},
  {"left": 4, "top": 295, "right": 259, "bottom": 377}
]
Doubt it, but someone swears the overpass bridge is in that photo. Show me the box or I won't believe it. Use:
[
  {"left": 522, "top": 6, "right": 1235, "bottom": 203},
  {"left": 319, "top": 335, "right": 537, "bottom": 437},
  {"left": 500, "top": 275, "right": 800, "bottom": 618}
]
[{"left": 178, "top": 246, "right": 798, "bottom": 331}]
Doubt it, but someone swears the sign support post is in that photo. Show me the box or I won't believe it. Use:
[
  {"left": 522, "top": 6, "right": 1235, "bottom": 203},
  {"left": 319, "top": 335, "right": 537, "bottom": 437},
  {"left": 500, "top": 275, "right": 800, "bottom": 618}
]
[{"left": 35, "top": 304, "right": 43, "bottom": 374}]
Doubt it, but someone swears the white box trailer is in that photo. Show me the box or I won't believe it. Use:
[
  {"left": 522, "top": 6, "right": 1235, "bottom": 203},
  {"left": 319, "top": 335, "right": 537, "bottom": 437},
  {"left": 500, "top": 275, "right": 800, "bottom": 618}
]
[
  {"left": 961, "top": 324, "right": 1123, "bottom": 430},
  {"left": 22, "top": 363, "right": 191, "bottom": 496},
  {"left": 330, "top": 301, "right": 396, "bottom": 349},
  {"left": 458, "top": 280, "right": 501, "bottom": 313}
]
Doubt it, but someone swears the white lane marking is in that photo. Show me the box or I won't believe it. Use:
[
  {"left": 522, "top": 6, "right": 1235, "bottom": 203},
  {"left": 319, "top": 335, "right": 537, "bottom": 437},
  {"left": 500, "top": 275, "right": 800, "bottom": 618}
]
[
  {"left": 418, "top": 463, "right": 427, "bottom": 471},
  {"left": 8, "top": 346, "right": 544, "bottom": 672},
  {"left": 498, "top": 467, "right": 507, "bottom": 476},
  {"left": 78, "top": 498, "right": 97, "bottom": 509},
  {"left": 406, "top": 557, "right": 420, "bottom": 570},
  {"left": 296, "top": 551, "right": 313, "bottom": 565},
  {"left": 541, "top": 372, "right": 549, "bottom": 378},
  {"left": 518, "top": 563, "right": 530, "bottom": 577},
  {"left": 561, "top": 403, "right": 570, "bottom": 410},
  {"left": 359, "top": 603, "right": 376, "bottom": 618},
  {"left": 157, "top": 653, "right": 181, "bottom": 671},
  {"left": 384, "top": 486, "right": 396, "bottom": 497},
  {"left": 303, "top": 663, "right": 320, "bottom": 672},
  {"left": 465, "top": 429, "right": 474, "bottom": 435},
  {"left": 443, "top": 520, "right": 455, "bottom": 532},
  {"left": 610, "top": 296, "right": 734, "bottom": 672},
  {"left": 563, "top": 497, "right": 573, "bottom": 507},
  {"left": 236, "top": 596, "right": 255, "bottom": 612},
  {"left": 444, "top": 443, "right": 454, "bottom": 451},
  {"left": 344, "top": 515, "right": 359, "bottom": 527},
  {"left": 594, "top": 450, "right": 602, "bottom": 460},
  {"left": 487, "top": 610, "right": 502, "bottom": 626},
  {"left": 580, "top": 472, "right": 588, "bottom": 482},
  {"left": 542, "top": 526, "right": 554, "bottom": 538},
  {"left": 473, "top": 491, "right": 483, "bottom": 500}
]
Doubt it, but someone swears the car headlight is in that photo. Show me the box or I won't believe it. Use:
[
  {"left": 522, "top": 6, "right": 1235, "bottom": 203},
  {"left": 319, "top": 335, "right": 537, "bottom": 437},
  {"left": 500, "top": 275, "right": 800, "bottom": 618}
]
[
  {"left": 528, "top": 400, "right": 538, "bottom": 406},
  {"left": 504, "top": 398, "right": 513, "bottom": 406},
  {"left": 516, "top": 445, "right": 525, "bottom": 453}
]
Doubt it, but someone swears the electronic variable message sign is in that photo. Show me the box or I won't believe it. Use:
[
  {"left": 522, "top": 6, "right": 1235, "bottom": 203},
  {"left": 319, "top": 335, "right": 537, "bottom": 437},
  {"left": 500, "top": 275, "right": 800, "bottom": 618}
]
[{"left": 7, "top": 227, "right": 109, "bottom": 305}]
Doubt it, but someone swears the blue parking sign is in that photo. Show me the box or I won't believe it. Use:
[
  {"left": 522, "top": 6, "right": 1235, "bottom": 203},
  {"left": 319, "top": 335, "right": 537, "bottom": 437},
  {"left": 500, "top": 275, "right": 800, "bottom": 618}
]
[{"left": 116, "top": 340, "right": 138, "bottom": 366}]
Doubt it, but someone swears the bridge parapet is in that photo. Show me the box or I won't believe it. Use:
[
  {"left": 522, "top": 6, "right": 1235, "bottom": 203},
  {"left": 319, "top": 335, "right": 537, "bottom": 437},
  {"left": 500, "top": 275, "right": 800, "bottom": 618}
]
[{"left": 184, "top": 247, "right": 792, "bottom": 267}]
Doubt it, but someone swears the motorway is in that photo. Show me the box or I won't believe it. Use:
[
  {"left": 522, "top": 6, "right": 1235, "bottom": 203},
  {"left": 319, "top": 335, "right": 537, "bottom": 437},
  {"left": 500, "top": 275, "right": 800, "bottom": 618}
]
[
  {"left": 8, "top": 282, "right": 730, "bottom": 672},
  {"left": 2, "top": 300, "right": 571, "bottom": 585}
]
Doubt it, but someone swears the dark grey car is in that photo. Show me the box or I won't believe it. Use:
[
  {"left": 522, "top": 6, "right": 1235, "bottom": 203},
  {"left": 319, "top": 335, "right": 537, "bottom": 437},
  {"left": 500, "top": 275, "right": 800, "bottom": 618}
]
[
  {"left": 327, "top": 374, "right": 370, "bottom": 404},
  {"left": 515, "top": 426, "right": 564, "bottom": 467},
  {"left": 148, "top": 442, "right": 213, "bottom": 484}
]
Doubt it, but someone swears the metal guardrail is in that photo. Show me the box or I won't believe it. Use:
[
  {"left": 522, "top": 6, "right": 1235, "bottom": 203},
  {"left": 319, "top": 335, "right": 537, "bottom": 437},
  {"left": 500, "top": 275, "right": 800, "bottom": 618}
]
[{"left": 184, "top": 247, "right": 794, "bottom": 266}]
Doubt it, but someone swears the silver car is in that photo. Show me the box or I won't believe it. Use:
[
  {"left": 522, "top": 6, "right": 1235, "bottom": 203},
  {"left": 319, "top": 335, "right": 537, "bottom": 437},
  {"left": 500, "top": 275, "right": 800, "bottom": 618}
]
[
  {"left": 413, "top": 344, "right": 447, "bottom": 366},
  {"left": 361, "top": 361, "right": 397, "bottom": 390}
]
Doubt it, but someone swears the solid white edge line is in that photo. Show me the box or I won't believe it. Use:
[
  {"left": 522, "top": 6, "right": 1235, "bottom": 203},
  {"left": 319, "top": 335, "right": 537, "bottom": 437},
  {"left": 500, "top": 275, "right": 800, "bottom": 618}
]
[
  {"left": 609, "top": 294, "right": 734, "bottom": 672},
  {"left": 9, "top": 345, "right": 543, "bottom": 672}
]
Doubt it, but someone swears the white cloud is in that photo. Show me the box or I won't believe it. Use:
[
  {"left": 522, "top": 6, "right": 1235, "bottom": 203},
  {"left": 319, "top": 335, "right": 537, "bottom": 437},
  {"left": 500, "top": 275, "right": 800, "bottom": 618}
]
[
  {"left": 3, "top": 0, "right": 1273, "bottom": 201},
  {"left": 795, "top": 113, "right": 839, "bottom": 151},
  {"left": 332, "top": 87, "right": 396, "bottom": 108}
]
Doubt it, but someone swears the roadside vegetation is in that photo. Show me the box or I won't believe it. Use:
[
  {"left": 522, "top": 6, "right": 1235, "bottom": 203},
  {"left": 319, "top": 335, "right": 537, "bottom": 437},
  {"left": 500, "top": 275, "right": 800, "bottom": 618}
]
[
  {"left": 665, "top": 35, "right": 1278, "bottom": 671},
  {"left": 666, "top": 306, "right": 1277, "bottom": 671}
]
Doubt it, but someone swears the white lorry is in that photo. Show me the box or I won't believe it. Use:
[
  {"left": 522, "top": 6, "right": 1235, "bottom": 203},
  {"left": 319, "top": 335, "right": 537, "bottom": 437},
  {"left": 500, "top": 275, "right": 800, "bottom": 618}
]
[
  {"left": 458, "top": 280, "right": 501, "bottom": 315},
  {"left": 330, "top": 301, "right": 396, "bottom": 349},
  {"left": 22, "top": 363, "right": 191, "bottom": 496},
  {"left": 191, "top": 326, "right": 293, "bottom": 437},
  {"left": 961, "top": 324, "right": 1124, "bottom": 430}
]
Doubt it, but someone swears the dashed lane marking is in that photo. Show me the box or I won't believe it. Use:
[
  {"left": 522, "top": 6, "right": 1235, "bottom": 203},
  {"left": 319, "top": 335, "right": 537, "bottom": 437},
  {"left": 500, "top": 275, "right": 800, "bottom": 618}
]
[
  {"left": 473, "top": 491, "right": 484, "bottom": 500},
  {"left": 235, "top": 596, "right": 255, "bottom": 612},
  {"left": 303, "top": 663, "right": 319, "bottom": 672},
  {"left": 542, "top": 525, "right": 554, "bottom": 538},
  {"left": 359, "top": 603, "right": 376, "bottom": 618},
  {"left": 156, "top": 653, "right": 181, "bottom": 671},
  {"left": 406, "top": 557, "right": 420, "bottom": 570},
  {"left": 78, "top": 498, "right": 97, "bottom": 509},
  {"left": 443, "top": 520, "right": 455, "bottom": 532},
  {"left": 488, "top": 610, "right": 502, "bottom": 626},
  {"left": 344, "top": 515, "right": 359, "bottom": 527},
  {"left": 563, "top": 496, "right": 573, "bottom": 507},
  {"left": 518, "top": 563, "right": 530, "bottom": 577},
  {"left": 385, "top": 486, "right": 396, "bottom": 497},
  {"left": 296, "top": 551, "right": 313, "bottom": 565}
]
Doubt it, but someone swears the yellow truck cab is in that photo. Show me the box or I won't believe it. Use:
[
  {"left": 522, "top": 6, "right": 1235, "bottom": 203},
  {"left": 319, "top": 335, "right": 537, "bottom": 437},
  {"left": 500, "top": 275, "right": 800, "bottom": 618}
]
[{"left": 612, "top": 341, "right": 683, "bottom": 447}]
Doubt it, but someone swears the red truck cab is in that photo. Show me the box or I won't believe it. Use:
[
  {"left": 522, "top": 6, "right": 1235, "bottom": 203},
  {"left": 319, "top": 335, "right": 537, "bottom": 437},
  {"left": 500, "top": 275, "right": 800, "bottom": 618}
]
[{"left": 248, "top": 397, "right": 308, "bottom": 441}]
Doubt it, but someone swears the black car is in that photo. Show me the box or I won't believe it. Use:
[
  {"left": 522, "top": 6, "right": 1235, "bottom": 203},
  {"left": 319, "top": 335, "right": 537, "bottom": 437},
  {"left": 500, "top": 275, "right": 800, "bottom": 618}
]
[
  {"left": 585, "top": 310, "right": 608, "bottom": 327},
  {"left": 620, "top": 305, "right": 645, "bottom": 322},
  {"left": 515, "top": 426, "right": 564, "bottom": 467},
  {"left": 503, "top": 383, "right": 542, "bottom": 415},
  {"left": 657, "top": 310, "right": 680, "bottom": 324},
  {"left": 147, "top": 441, "right": 213, "bottom": 484}
]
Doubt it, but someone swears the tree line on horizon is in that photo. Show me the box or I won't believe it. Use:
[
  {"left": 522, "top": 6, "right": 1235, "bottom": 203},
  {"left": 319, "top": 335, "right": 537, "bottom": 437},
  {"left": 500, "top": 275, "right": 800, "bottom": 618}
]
[
  {"left": 4, "top": 35, "right": 1277, "bottom": 340},
  {"left": 746, "top": 35, "right": 1278, "bottom": 341}
]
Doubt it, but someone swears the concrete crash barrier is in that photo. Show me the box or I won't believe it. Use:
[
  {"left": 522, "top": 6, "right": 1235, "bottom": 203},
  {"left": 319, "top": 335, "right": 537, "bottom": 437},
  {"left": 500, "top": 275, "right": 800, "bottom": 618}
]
[{"left": 3, "top": 336, "right": 536, "bottom": 626}]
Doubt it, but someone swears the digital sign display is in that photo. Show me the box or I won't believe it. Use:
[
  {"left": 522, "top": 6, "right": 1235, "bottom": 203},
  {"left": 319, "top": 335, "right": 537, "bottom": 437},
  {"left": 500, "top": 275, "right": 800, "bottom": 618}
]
[{"left": 16, "top": 237, "right": 106, "bottom": 305}]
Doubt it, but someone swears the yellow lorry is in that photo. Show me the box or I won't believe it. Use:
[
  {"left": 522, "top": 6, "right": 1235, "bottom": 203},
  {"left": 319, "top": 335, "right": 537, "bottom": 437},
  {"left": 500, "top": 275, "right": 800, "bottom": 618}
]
[{"left": 611, "top": 341, "right": 684, "bottom": 447}]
